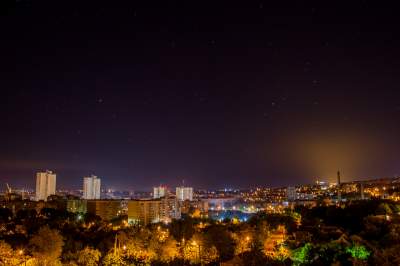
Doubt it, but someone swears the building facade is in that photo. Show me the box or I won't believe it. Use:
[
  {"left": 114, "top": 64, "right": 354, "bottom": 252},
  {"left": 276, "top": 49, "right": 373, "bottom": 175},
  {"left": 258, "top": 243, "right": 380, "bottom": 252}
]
[
  {"left": 83, "top": 175, "right": 101, "bottom": 199},
  {"left": 86, "top": 200, "right": 121, "bottom": 221},
  {"left": 67, "top": 199, "right": 87, "bottom": 213},
  {"left": 35, "top": 170, "right": 56, "bottom": 201},
  {"left": 128, "top": 197, "right": 181, "bottom": 225},
  {"left": 176, "top": 186, "right": 193, "bottom": 201},
  {"left": 128, "top": 199, "right": 162, "bottom": 225},
  {"left": 180, "top": 199, "right": 208, "bottom": 216},
  {"left": 161, "top": 197, "right": 181, "bottom": 221},
  {"left": 153, "top": 186, "right": 167, "bottom": 199}
]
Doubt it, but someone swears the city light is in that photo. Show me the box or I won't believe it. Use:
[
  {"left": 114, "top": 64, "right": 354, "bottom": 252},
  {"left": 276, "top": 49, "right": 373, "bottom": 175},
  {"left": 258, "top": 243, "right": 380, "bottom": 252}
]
[{"left": 1, "top": 2, "right": 399, "bottom": 265}]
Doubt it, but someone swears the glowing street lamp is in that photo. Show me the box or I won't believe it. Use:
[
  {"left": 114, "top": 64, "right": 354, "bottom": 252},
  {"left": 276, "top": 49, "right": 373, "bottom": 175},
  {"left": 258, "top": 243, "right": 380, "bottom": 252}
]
[{"left": 18, "top": 249, "right": 27, "bottom": 266}]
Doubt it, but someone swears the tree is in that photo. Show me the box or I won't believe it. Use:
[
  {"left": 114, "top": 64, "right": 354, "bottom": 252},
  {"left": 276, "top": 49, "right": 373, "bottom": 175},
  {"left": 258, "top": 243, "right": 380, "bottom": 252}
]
[
  {"left": 102, "top": 252, "right": 125, "bottom": 266},
  {"left": 313, "top": 241, "right": 348, "bottom": 265},
  {"left": 0, "top": 240, "right": 17, "bottom": 265},
  {"left": 232, "top": 226, "right": 255, "bottom": 255},
  {"left": 0, "top": 207, "right": 12, "bottom": 222},
  {"left": 346, "top": 244, "right": 370, "bottom": 260},
  {"left": 291, "top": 243, "right": 312, "bottom": 266},
  {"left": 124, "top": 228, "right": 152, "bottom": 263},
  {"left": 181, "top": 233, "right": 219, "bottom": 264},
  {"left": 170, "top": 217, "right": 195, "bottom": 242},
  {"left": 159, "top": 237, "right": 179, "bottom": 262},
  {"left": 16, "top": 209, "right": 37, "bottom": 221},
  {"left": 203, "top": 224, "right": 236, "bottom": 261},
  {"left": 373, "top": 244, "right": 400, "bottom": 265},
  {"left": 202, "top": 245, "right": 219, "bottom": 264},
  {"left": 272, "top": 244, "right": 290, "bottom": 262},
  {"left": 242, "top": 250, "right": 265, "bottom": 266},
  {"left": 377, "top": 203, "right": 393, "bottom": 216},
  {"left": 29, "top": 225, "right": 64, "bottom": 265},
  {"left": 77, "top": 247, "right": 101, "bottom": 266}
]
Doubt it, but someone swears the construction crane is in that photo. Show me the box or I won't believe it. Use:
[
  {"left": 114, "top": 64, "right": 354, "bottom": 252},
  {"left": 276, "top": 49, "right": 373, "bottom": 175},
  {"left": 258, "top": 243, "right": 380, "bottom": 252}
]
[
  {"left": 5, "top": 183, "right": 11, "bottom": 193},
  {"left": 5, "top": 183, "right": 12, "bottom": 202}
]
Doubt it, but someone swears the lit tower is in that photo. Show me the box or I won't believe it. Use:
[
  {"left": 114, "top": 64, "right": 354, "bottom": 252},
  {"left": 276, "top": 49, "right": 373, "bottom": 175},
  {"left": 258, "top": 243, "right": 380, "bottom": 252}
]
[
  {"left": 83, "top": 175, "right": 101, "bottom": 199},
  {"left": 360, "top": 182, "right": 365, "bottom": 200},
  {"left": 176, "top": 186, "right": 193, "bottom": 201},
  {"left": 36, "top": 170, "right": 56, "bottom": 201},
  {"left": 337, "top": 170, "right": 341, "bottom": 202},
  {"left": 153, "top": 185, "right": 168, "bottom": 199}
]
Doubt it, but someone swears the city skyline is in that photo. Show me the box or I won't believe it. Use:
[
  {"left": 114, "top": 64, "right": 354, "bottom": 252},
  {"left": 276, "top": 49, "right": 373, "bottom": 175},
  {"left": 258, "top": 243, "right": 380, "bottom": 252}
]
[
  {"left": 2, "top": 2, "right": 400, "bottom": 265},
  {"left": 2, "top": 168, "right": 396, "bottom": 193}
]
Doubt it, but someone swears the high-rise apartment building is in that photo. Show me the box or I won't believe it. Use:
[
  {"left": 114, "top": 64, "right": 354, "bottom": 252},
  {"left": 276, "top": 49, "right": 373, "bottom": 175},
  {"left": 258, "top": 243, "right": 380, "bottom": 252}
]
[
  {"left": 83, "top": 175, "right": 101, "bottom": 199},
  {"left": 128, "top": 197, "right": 181, "bottom": 225},
  {"left": 153, "top": 185, "right": 167, "bottom": 199},
  {"left": 161, "top": 196, "right": 181, "bottom": 221},
  {"left": 176, "top": 186, "right": 193, "bottom": 201},
  {"left": 128, "top": 199, "right": 162, "bottom": 225},
  {"left": 35, "top": 170, "right": 56, "bottom": 201}
]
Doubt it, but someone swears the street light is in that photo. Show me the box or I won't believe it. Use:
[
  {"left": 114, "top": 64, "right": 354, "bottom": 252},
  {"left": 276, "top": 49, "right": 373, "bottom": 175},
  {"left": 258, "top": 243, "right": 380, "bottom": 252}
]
[
  {"left": 240, "top": 236, "right": 251, "bottom": 257},
  {"left": 18, "top": 250, "right": 26, "bottom": 266}
]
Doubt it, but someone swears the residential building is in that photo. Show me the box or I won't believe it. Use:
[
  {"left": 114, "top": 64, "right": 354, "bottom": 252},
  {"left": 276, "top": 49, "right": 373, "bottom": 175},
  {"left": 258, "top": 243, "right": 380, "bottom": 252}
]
[
  {"left": 128, "top": 199, "right": 162, "bottom": 225},
  {"left": 67, "top": 199, "right": 87, "bottom": 213},
  {"left": 35, "top": 170, "right": 56, "bottom": 201},
  {"left": 83, "top": 175, "right": 101, "bottom": 199},
  {"left": 161, "top": 196, "right": 181, "bottom": 221},
  {"left": 86, "top": 200, "right": 121, "bottom": 221},
  {"left": 128, "top": 197, "right": 181, "bottom": 225},
  {"left": 176, "top": 186, "right": 193, "bottom": 201},
  {"left": 153, "top": 186, "right": 167, "bottom": 199}
]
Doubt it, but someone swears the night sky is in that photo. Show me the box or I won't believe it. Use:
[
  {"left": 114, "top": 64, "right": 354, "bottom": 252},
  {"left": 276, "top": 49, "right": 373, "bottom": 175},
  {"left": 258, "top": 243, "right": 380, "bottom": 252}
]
[{"left": 1, "top": 1, "right": 400, "bottom": 190}]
